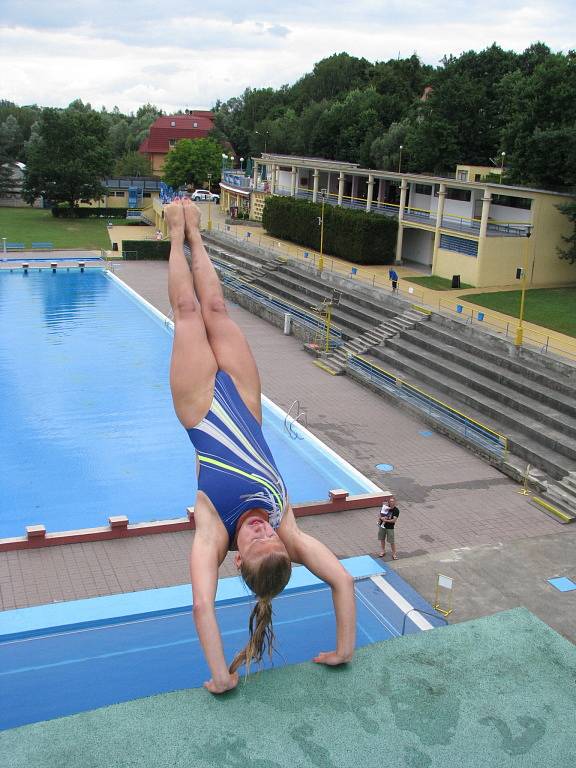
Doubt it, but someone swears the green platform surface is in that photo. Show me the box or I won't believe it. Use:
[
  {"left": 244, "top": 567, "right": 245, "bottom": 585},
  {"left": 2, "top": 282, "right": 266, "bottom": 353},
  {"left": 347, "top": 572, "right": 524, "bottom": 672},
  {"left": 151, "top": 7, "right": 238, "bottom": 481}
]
[{"left": 3, "top": 608, "right": 575, "bottom": 768}]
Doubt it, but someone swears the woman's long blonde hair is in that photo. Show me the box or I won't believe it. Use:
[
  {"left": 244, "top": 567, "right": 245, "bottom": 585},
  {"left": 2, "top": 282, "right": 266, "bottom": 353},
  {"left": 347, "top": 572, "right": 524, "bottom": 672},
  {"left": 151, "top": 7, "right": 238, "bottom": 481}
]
[{"left": 229, "top": 551, "right": 292, "bottom": 675}]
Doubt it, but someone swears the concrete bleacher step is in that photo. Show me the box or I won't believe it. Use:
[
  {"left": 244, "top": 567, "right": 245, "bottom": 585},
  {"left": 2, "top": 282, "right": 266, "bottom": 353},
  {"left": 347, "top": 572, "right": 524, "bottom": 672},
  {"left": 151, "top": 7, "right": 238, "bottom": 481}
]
[
  {"left": 384, "top": 335, "right": 576, "bottom": 443},
  {"left": 399, "top": 325, "right": 576, "bottom": 418},
  {"left": 409, "top": 323, "right": 576, "bottom": 401},
  {"left": 366, "top": 346, "right": 576, "bottom": 479}
]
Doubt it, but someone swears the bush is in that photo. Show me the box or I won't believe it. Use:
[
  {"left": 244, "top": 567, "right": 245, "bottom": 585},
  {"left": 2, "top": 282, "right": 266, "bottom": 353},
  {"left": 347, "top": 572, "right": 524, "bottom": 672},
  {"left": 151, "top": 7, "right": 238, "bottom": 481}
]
[
  {"left": 51, "top": 206, "right": 129, "bottom": 219},
  {"left": 262, "top": 196, "right": 398, "bottom": 265},
  {"left": 122, "top": 240, "right": 170, "bottom": 260}
]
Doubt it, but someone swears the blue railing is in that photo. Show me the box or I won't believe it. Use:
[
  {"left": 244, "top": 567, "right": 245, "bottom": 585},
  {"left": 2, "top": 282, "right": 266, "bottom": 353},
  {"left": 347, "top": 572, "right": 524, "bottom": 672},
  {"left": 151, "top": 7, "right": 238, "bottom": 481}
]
[
  {"left": 347, "top": 355, "right": 508, "bottom": 460},
  {"left": 214, "top": 263, "right": 343, "bottom": 344}
]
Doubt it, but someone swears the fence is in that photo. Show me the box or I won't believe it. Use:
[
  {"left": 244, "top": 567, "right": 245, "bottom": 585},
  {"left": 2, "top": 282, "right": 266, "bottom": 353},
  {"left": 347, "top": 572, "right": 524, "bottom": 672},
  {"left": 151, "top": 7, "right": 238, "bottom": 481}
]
[{"left": 347, "top": 354, "right": 509, "bottom": 461}]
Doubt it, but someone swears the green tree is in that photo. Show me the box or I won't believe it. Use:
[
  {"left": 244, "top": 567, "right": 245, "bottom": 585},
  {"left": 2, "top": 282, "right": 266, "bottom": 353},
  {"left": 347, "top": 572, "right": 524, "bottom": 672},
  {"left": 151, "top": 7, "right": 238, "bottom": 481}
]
[
  {"left": 162, "top": 138, "right": 223, "bottom": 189},
  {"left": 0, "top": 115, "right": 23, "bottom": 160},
  {"left": 23, "top": 107, "right": 113, "bottom": 209},
  {"left": 114, "top": 150, "right": 152, "bottom": 177}
]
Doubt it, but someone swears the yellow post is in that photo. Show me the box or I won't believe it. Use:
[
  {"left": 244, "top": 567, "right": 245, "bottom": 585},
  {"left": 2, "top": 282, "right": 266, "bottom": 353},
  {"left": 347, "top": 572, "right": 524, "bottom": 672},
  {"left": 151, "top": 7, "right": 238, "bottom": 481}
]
[
  {"left": 514, "top": 229, "right": 532, "bottom": 347},
  {"left": 325, "top": 303, "right": 332, "bottom": 352},
  {"left": 319, "top": 188, "right": 327, "bottom": 272}
]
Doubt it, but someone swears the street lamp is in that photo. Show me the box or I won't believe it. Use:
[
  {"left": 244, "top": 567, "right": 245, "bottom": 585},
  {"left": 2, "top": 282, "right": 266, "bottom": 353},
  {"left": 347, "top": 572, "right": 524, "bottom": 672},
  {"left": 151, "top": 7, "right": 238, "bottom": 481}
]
[
  {"left": 255, "top": 130, "right": 269, "bottom": 153},
  {"left": 514, "top": 228, "right": 532, "bottom": 347},
  {"left": 318, "top": 188, "right": 327, "bottom": 273},
  {"left": 500, "top": 152, "right": 506, "bottom": 183},
  {"left": 239, "top": 157, "right": 245, "bottom": 171},
  {"left": 207, "top": 172, "right": 212, "bottom": 231},
  {"left": 398, "top": 145, "right": 404, "bottom": 174}
]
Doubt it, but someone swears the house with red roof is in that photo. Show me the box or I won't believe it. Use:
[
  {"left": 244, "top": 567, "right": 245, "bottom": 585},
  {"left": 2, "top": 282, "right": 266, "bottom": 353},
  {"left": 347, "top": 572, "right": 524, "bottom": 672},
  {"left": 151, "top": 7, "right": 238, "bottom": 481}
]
[{"left": 138, "top": 112, "right": 215, "bottom": 174}]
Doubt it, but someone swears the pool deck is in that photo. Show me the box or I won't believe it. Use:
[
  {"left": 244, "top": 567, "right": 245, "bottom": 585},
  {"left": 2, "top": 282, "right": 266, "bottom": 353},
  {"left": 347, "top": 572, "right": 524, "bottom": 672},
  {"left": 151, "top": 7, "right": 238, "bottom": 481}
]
[{"left": 1, "top": 259, "right": 575, "bottom": 645}]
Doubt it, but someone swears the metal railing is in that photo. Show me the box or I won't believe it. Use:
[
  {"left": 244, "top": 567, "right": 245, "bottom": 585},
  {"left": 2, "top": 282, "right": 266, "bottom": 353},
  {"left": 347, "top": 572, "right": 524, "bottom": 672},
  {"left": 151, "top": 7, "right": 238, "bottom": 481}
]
[
  {"left": 347, "top": 354, "right": 509, "bottom": 460},
  {"left": 214, "top": 262, "right": 344, "bottom": 345}
]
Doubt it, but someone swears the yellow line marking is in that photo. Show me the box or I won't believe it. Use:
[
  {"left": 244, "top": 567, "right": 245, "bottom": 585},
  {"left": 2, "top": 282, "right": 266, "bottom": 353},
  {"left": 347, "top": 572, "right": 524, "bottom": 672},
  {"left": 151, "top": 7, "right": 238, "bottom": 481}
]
[{"left": 531, "top": 497, "right": 573, "bottom": 523}]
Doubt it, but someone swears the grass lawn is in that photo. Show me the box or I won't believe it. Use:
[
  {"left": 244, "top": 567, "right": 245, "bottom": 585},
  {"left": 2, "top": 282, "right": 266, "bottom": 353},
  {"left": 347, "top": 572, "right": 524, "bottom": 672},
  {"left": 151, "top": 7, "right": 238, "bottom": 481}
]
[
  {"left": 462, "top": 287, "right": 576, "bottom": 338},
  {"left": 0, "top": 208, "right": 127, "bottom": 250},
  {"left": 403, "top": 275, "right": 473, "bottom": 290}
]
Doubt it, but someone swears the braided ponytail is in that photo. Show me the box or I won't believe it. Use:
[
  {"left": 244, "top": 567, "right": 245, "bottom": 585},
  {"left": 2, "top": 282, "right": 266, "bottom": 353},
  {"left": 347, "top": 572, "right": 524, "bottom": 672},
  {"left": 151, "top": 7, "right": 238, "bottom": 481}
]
[{"left": 229, "top": 551, "right": 291, "bottom": 676}]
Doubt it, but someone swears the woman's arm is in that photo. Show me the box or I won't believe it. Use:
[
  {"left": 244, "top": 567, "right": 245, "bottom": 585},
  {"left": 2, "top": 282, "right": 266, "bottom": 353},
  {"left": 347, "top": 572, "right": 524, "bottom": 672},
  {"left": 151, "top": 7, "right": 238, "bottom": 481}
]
[
  {"left": 190, "top": 503, "right": 237, "bottom": 693},
  {"left": 279, "top": 513, "right": 356, "bottom": 664}
]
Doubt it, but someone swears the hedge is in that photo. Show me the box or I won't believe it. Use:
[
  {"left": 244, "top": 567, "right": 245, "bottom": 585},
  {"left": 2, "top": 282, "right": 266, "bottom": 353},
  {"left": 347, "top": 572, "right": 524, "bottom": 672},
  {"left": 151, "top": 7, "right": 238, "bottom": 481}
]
[
  {"left": 122, "top": 240, "right": 170, "bottom": 259},
  {"left": 52, "top": 207, "right": 129, "bottom": 219},
  {"left": 262, "top": 196, "right": 398, "bottom": 265}
]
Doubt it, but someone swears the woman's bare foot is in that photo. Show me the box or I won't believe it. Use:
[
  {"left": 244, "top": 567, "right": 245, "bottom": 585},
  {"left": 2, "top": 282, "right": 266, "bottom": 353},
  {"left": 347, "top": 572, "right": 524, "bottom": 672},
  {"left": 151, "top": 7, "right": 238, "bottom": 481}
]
[
  {"left": 164, "top": 200, "right": 185, "bottom": 241},
  {"left": 182, "top": 198, "right": 201, "bottom": 238}
]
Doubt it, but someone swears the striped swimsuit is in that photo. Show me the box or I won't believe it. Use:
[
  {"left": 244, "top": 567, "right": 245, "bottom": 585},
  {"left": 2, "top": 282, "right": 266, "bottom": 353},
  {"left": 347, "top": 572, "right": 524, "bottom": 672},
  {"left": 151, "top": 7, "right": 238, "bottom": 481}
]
[{"left": 186, "top": 371, "right": 288, "bottom": 546}]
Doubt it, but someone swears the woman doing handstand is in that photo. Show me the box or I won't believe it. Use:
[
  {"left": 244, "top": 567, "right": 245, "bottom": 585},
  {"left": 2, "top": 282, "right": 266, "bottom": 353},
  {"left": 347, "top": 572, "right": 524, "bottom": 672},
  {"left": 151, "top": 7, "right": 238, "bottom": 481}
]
[{"left": 165, "top": 199, "right": 356, "bottom": 694}]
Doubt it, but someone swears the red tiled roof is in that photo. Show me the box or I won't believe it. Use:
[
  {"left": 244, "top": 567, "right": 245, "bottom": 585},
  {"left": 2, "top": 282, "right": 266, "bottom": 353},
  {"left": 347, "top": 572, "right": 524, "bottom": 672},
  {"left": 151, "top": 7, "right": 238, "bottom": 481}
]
[{"left": 139, "top": 113, "right": 215, "bottom": 154}]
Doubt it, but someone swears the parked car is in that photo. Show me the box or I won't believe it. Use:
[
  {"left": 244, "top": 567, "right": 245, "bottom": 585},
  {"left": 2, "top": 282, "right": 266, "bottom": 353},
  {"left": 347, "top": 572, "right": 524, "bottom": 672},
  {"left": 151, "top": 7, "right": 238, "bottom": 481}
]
[{"left": 191, "top": 189, "right": 220, "bottom": 202}]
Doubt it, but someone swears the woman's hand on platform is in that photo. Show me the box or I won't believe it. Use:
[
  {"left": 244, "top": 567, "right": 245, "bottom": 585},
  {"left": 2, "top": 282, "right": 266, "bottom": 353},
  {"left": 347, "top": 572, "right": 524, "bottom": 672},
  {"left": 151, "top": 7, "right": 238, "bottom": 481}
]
[
  {"left": 204, "top": 672, "right": 239, "bottom": 694},
  {"left": 313, "top": 650, "right": 353, "bottom": 666}
]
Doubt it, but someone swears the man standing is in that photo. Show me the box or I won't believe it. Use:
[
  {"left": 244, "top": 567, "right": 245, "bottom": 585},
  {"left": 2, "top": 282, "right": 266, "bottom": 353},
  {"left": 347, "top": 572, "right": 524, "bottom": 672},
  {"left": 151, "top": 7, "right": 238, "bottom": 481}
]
[
  {"left": 388, "top": 268, "right": 399, "bottom": 293},
  {"left": 377, "top": 496, "right": 400, "bottom": 559}
]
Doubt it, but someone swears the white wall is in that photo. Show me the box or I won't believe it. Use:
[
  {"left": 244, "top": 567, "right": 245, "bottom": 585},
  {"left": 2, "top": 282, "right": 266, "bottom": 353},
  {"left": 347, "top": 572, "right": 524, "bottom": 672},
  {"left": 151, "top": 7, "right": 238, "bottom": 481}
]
[{"left": 402, "top": 227, "right": 434, "bottom": 266}]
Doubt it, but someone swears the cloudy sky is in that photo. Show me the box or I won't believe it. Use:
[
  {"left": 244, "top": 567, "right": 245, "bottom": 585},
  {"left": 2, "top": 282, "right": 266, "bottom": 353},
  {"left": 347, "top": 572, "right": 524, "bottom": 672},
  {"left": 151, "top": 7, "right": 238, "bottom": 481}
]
[{"left": 0, "top": 1, "right": 573, "bottom": 114}]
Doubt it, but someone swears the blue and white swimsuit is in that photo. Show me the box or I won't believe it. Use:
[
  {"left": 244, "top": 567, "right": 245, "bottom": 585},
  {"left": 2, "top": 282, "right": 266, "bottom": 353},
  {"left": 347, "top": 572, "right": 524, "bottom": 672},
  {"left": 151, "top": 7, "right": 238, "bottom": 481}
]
[{"left": 186, "top": 371, "right": 288, "bottom": 546}]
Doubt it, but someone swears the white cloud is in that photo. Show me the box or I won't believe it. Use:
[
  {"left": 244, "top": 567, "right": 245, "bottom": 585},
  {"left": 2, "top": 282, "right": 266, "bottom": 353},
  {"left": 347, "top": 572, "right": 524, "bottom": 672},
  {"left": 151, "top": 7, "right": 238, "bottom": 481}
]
[{"left": 0, "top": 1, "right": 573, "bottom": 113}]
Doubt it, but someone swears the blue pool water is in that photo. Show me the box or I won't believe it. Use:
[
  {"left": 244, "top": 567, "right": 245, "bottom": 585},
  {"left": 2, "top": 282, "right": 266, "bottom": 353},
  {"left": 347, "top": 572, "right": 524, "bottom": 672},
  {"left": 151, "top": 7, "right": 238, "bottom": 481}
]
[{"left": 0, "top": 269, "right": 374, "bottom": 537}]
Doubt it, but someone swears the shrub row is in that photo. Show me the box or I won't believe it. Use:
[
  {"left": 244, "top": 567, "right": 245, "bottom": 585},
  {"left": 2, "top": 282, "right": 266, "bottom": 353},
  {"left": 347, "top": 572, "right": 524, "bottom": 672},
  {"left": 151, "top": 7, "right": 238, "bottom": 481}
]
[
  {"left": 261, "top": 196, "right": 398, "bottom": 265},
  {"left": 51, "top": 207, "right": 129, "bottom": 218},
  {"left": 122, "top": 240, "right": 170, "bottom": 260}
]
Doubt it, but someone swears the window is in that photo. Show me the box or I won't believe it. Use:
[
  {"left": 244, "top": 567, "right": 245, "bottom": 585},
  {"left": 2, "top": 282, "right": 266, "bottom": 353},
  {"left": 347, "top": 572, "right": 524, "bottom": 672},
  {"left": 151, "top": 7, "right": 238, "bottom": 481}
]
[
  {"left": 457, "top": 171, "right": 468, "bottom": 181},
  {"left": 193, "top": 122, "right": 198, "bottom": 128},
  {"left": 440, "top": 234, "right": 478, "bottom": 257},
  {"left": 170, "top": 120, "right": 176, "bottom": 127},
  {"left": 414, "top": 184, "right": 432, "bottom": 195},
  {"left": 169, "top": 139, "right": 176, "bottom": 148},
  {"left": 143, "top": 192, "right": 151, "bottom": 198},
  {"left": 491, "top": 194, "right": 532, "bottom": 210},
  {"left": 446, "top": 187, "right": 471, "bottom": 202},
  {"left": 474, "top": 174, "right": 481, "bottom": 181}
]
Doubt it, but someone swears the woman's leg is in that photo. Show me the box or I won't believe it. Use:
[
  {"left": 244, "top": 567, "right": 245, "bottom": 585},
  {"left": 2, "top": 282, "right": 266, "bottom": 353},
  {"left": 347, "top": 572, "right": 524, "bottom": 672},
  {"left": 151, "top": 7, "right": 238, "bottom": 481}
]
[
  {"left": 182, "top": 200, "right": 262, "bottom": 422},
  {"left": 165, "top": 201, "right": 218, "bottom": 429}
]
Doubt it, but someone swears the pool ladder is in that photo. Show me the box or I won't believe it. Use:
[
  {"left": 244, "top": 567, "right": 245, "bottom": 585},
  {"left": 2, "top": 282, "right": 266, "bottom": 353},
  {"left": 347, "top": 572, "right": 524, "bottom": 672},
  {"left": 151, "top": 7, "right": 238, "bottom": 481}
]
[{"left": 284, "top": 400, "right": 308, "bottom": 439}]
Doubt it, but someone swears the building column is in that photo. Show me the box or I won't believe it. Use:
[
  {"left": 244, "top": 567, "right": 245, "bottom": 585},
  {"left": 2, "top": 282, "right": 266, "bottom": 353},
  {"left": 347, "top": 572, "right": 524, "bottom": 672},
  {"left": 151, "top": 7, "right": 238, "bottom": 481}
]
[
  {"left": 337, "top": 172, "right": 345, "bottom": 206},
  {"left": 290, "top": 166, "right": 297, "bottom": 197},
  {"left": 474, "top": 190, "right": 492, "bottom": 283},
  {"left": 312, "top": 169, "right": 319, "bottom": 203},
  {"left": 395, "top": 178, "right": 409, "bottom": 264},
  {"left": 431, "top": 183, "right": 446, "bottom": 274},
  {"left": 252, "top": 161, "right": 259, "bottom": 190},
  {"left": 366, "top": 174, "right": 374, "bottom": 212},
  {"left": 479, "top": 191, "right": 492, "bottom": 239}
]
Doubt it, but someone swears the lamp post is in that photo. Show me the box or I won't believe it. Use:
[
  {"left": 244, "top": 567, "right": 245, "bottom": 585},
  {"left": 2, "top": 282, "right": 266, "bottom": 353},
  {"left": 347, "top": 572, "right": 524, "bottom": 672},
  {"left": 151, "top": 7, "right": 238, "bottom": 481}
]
[
  {"left": 514, "top": 228, "right": 532, "bottom": 347},
  {"left": 318, "top": 188, "right": 327, "bottom": 273},
  {"left": 207, "top": 172, "right": 212, "bottom": 231},
  {"left": 255, "top": 130, "right": 269, "bottom": 153},
  {"left": 500, "top": 151, "right": 506, "bottom": 183},
  {"left": 398, "top": 145, "right": 403, "bottom": 174},
  {"left": 239, "top": 157, "right": 245, "bottom": 172}
]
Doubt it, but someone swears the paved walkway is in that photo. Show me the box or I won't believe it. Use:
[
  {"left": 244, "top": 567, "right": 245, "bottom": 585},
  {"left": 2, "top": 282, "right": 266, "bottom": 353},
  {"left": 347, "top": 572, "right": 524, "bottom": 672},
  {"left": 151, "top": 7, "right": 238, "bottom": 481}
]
[{"left": 3, "top": 260, "right": 574, "bottom": 644}]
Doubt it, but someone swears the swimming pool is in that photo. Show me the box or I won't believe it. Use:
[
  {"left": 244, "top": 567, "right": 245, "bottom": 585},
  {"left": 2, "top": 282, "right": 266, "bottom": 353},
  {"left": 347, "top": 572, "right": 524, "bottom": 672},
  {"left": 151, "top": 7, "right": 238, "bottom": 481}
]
[
  {"left": 0, "top": 556, "right": 446, "bottom": 730},
  {"left": 0, "top": 268, "right": 381, "bottom": 539}
]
